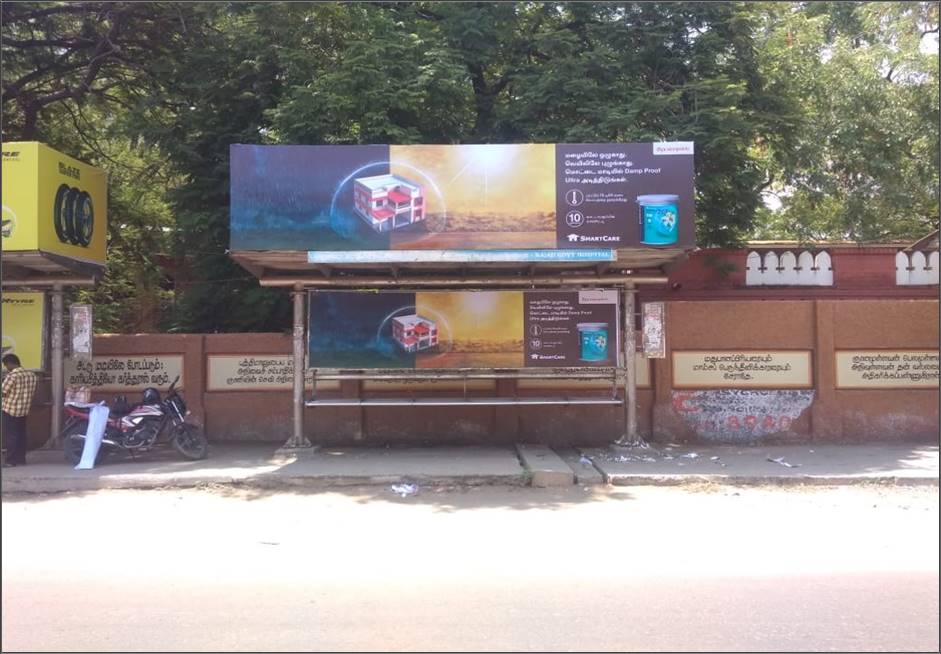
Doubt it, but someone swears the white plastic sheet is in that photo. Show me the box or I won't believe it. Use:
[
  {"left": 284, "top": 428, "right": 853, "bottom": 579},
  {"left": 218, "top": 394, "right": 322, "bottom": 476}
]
[{"left": 75, "top": 403, "right": 109, "bottom": 470}]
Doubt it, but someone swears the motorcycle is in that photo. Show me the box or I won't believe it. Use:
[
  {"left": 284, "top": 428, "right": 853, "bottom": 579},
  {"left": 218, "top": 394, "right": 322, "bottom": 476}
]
[{"left": 61, "top": 376, "right": 208, "bottom": 465}]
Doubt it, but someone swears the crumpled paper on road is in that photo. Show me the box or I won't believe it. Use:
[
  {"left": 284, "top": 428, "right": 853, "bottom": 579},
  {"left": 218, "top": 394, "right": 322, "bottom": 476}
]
[
  {"left": 391, "top": 483, "right": 418, "bottom": 497},
  {"left": 767, "top": 456, "right": 801, "bottom": 468}
]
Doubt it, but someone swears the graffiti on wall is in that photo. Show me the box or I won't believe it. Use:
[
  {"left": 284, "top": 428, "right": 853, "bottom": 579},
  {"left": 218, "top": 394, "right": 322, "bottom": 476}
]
[{"left": 672, "top": 389, "right": 814, "bottom": 442}]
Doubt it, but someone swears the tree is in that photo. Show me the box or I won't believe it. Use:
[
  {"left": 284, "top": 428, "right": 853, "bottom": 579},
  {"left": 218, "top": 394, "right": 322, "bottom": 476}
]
[
  {"left": 1, "top": 2, "right": 199, "bottom": 140},
  {"left": 753, "top": 1, "right": 939, "bottom": 242},
  {"left": 1, "top": 2, "right": 192, "bottom": 331},
  {"left": 3, "top": 2, "right": 937, "bottom": 334}
]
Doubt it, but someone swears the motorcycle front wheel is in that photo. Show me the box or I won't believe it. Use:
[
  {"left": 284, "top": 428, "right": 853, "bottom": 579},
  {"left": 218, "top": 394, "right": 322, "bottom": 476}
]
[{"left": 171, "top": 424, "right": 208, "bottom": 460}]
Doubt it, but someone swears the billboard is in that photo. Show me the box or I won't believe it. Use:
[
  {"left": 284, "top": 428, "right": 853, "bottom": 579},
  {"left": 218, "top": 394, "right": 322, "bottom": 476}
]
[
  {"left": 1, "top": 291, "right": 46, "bottom": 370},
  {"left": 309, "top": 290, "right": 620, "bottom": 369},
  {"left": 1, "top": 142, "right": 108, "bottom": 266},
  {"left": 231, "top": 143, "right": 694, "bottom": 259}
]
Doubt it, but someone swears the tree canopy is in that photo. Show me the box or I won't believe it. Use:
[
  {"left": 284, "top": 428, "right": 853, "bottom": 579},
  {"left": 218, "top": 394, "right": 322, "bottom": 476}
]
[{"left": 2, "top": 1, "right": 938, "bottom": 332}]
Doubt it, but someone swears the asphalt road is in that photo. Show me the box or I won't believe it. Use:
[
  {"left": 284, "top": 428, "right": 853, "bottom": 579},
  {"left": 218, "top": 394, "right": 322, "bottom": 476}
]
[{"left": 2, "top": 484, "right": 938, "bottom": 652}]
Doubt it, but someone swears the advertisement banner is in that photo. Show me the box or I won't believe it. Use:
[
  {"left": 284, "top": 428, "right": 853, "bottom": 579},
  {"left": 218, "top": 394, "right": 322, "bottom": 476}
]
[
  {"left": 2, "top": 143, "right": 40, "bottom": 251},
  {"left": 642, "top": 301, "right": 666, "bottom": 359},
  {"left": 70, "top": 304, "right": 93, "bottom": 361},
  {"left": 308, "top": 290, "right": 620, "bottom": 369},
  {"left": 1, "top": 142, "right": 107, "bottom": 266},
  {"left": 1, "top": 291, "right": 46, "bottom": 370},
  {"left": 231, "top": 143, "right": 694, "bottom": 259}
]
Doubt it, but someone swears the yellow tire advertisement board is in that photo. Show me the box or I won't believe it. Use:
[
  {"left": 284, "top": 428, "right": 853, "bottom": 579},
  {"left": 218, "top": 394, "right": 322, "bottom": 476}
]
[
  {"left": 2, "top": 141, "right": 107, "bottom": 266},
  {"left": 1, "top": 291, "right": 46, "bottom": 370}
]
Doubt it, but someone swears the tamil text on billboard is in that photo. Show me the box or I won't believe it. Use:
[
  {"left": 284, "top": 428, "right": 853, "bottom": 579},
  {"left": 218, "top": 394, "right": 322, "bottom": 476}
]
[
  {"left": 308, "top": 290, "right": 620, "bottom": 369},
  {"left": 231, "top": 143, "right": 694, "bottom": 258}
]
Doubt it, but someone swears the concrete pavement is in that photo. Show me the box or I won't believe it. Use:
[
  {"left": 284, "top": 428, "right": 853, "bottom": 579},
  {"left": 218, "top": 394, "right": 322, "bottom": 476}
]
[
  {"left": 579, "top": 442, "right": 941, "bottom": 486},
  {"left": 1, "top": 441, "right": 937, "bottom": 494}
]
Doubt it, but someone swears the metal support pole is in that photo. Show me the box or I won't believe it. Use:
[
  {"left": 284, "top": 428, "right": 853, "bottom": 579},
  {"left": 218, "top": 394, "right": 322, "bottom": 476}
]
[
  {"left": 616, "top": 286, "right": 640, "bottom": 446},
  {"left": 284, "top": 286, "right": 312, "bottom": 450},
  {"left": 45, "top": 285, "right": 65, "bottom": 449}
]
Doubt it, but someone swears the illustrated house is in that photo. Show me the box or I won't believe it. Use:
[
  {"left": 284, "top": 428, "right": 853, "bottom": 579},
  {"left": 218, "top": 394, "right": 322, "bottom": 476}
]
[
  {"left": 391, "top": 314, "right": 438, "bottom": 353},
  {"left": 352, "top": 174, "right": 424, "bottom": 232}
]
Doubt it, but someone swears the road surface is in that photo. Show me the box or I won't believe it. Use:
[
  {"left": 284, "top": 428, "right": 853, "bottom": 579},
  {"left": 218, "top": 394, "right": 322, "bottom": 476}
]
[{"left": 2, "top": 484, "right": 938, "bottom": 651}]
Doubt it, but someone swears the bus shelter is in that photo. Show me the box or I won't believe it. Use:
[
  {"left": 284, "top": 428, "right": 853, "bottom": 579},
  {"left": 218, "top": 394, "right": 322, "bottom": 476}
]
[
  {"left": 1, "top": 142, "right": 107, "bottom": 444},
  {"left": 228, "top": 142, "right": 695, "bottom": 448}
]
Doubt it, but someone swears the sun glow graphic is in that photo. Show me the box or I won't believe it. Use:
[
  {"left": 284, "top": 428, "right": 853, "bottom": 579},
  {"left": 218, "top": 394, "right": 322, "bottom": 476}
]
[
  {"left": 390, "top": 144, "right": 555, "bottom": 217},
  {"left": 444, "top": 145, "right": 517, "bottom": 206}
]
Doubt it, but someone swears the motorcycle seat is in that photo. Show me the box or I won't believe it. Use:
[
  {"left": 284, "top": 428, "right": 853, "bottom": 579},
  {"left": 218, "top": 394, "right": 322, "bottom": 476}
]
[{"left": 110, "top": 397, "right": 133, "bottom": 416}]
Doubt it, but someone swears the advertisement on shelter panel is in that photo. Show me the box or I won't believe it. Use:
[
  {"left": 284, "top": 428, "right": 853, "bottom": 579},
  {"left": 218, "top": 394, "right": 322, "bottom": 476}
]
[
  {"left": 1, "top": 291, "right": 46, "bottom": 370},
  {"left": 308, "top": 290, "right": 620, "bottom": 369},
  {"left": 1, "top": 142, "right": 108, "bottom": 266},
  {"left": 230, "top": 143, "right": 694, "bottom": 258}
]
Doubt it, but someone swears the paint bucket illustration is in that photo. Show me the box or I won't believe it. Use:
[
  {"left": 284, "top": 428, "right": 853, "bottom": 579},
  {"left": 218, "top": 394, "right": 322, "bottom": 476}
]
[
  {"left": 577, "top": 322, "right": 609, "bottom": 362},
  {"left": 638, "top": 194, "right": 679, "bottom": 246}
]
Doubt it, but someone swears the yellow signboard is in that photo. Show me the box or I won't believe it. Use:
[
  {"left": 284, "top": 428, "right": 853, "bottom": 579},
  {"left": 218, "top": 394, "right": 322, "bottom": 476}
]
[
  {"left": 1, "top": 291, "right": 46, "bottom": 370},
  {"left": 835, "top": 350, "right": 939, "bottom": 389},
  {"left": 672, "top": 351, "right": 812, "bottom": 389},
  {"left": 2, "top": 142, "right": 107, "bottom": 266}
]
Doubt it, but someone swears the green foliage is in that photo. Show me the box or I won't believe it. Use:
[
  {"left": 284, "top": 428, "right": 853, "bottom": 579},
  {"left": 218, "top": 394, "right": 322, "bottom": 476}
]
[
  {"left": 752, "top": 1, "right": 939, "bottom": 242},
  {"left": 3, "top": 1, "right": 938, "bottom": 333}
]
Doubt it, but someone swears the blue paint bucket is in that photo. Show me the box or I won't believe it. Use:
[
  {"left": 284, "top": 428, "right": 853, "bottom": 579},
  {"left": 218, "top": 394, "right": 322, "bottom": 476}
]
[
  {"left": 578, "top": 322, "right": 609, "bottom": 362},
  {"left": 637, "top": 194, "right": 680, "bottom": 246}
]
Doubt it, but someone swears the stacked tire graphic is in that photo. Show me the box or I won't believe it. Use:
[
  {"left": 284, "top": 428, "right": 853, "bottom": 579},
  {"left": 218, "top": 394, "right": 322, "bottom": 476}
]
[{"left": 53, "top": 183, "right": 94, "bottom": 246}]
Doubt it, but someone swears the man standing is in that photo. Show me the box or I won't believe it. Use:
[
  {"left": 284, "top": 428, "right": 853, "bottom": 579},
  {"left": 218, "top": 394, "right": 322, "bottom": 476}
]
[{"left": 2, "top": 353, "right": 38, "bottom": 467}]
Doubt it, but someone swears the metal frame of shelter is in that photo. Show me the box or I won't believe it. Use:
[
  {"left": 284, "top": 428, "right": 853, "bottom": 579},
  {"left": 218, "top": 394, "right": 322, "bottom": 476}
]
[{"left": 234, "top": 257, "right": 677, "bottom": 450}]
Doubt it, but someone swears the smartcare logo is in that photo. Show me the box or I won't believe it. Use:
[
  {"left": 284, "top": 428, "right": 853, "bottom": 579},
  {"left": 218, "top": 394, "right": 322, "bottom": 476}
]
[
  {"left": 59, "top": 161, "right": 81, "bottom": 180},
  {"left": 653, "top": 141, "right": 694, "bottom": 156},
  {"left": 567, "top": 234, "right": 621, "bottom": 243}
]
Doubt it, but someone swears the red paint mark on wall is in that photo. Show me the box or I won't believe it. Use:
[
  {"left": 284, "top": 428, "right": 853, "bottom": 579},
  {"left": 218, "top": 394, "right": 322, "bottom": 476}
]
[{"left": 671, "top": 390, "right": 814, "bottom": 442}]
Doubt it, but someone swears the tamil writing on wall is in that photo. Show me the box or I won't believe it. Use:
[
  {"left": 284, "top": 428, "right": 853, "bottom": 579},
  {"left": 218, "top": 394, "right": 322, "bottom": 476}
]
[
  {"left": 673, "top": 351, "right": 812, "bottom": 389},
  {"left": 65, "top": 355, "right": 183, "bottom": 391},
  {"left": 835, "top": 351, "right": 939, "bottom": 389},
  {"left": 206, "top": 355, "right": 335, "bottom": 391}
]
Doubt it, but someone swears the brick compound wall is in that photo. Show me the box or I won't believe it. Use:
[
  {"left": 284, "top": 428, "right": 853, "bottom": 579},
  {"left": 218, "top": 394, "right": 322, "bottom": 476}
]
[{"left": 39, "top": 297, "right": 936, "bottom": 447}]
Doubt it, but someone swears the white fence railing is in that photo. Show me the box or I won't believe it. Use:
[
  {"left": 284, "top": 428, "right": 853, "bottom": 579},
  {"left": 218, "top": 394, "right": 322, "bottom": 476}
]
[
  {"left": 896, "top": 251, "right": 939, "bottom": 285},
  {"left": 745, "top": 250, "right": 833, "bottom": 286}
]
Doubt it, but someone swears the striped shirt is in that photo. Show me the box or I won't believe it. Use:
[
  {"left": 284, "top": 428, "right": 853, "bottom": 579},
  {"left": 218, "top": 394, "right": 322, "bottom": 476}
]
[{"left": 2, "top": 367, "right": 38, "bottom": 417}]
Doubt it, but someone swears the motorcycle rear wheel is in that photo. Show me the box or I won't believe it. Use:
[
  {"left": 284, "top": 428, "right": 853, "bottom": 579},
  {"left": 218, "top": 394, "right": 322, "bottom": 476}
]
[
  {"left": 62, "top": 420, "right": 107, "bottom": 466},
  {"left": 171, "top": 424, "right": 208, "bottom": 460}
]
